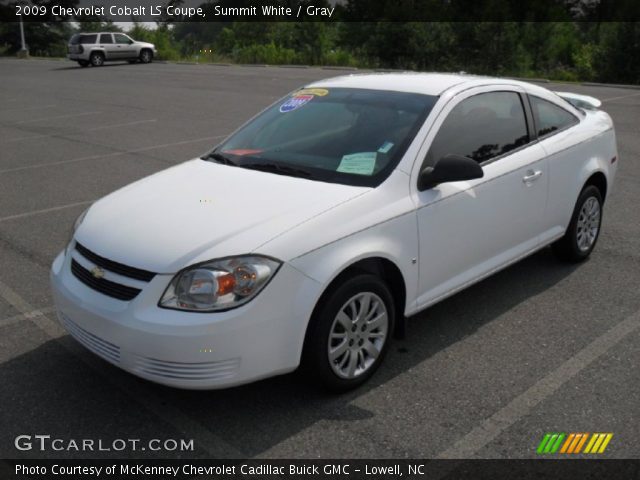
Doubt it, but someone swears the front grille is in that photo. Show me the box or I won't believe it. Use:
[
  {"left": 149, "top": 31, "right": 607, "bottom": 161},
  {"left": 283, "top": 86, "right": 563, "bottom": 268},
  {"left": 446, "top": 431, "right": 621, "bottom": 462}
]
[
  {"left": 71, "top": 259, "right": 142, "bottom": 301},
  {"left": 75, "top": 242, "right": 155, "bottom": 282},
  {"left": 59, "top": 312, "right": 121, "bottom": 364}
]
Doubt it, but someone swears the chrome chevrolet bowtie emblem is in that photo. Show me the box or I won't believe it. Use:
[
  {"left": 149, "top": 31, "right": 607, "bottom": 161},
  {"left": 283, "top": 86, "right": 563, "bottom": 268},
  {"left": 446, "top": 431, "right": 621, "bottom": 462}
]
[{"left": 91, "top": 266, "right": 105, "bottom": 279}]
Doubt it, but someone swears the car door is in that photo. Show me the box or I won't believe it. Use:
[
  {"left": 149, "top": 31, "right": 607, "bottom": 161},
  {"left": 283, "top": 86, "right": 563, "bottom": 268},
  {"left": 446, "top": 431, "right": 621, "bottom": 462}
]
[
  {"left": 412, "top": 87, "right": 548, "bottom": 309},
  {"left": 98, "top": 33, "right": 118, "bottom": 59},
  {"left": 113, "top": 33, "right": 136, "bottom": 59}
]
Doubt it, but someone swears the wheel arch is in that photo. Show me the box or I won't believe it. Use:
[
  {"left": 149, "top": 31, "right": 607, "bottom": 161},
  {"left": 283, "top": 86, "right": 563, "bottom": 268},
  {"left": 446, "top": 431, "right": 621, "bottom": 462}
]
[
  {"left": 303, "top": 256, "right": 407, "bottom": 341},
  {"left": 583, "top": 171, "right": 608, "bottom": 203},
  {"left": 139, "top": 47, "right": 154, "bottom": 59}
]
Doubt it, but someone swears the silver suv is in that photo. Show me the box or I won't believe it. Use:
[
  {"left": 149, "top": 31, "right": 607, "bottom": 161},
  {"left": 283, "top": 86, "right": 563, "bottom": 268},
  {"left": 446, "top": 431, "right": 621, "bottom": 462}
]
[{"left": 67, "top": 32, "right": 157, "bottom": 67}]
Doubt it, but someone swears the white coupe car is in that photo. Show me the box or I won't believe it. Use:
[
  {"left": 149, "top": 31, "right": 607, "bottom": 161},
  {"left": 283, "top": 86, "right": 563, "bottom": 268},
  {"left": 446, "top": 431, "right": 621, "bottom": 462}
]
[{"left": 50, "top": 73, "right": 618, "bottom": 391}]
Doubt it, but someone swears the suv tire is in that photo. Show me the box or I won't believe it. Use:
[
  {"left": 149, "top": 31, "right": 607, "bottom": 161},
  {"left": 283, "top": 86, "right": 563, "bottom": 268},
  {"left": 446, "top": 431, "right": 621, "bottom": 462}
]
[
  {"left": 89, "top": 52, "right": 104, "bottom": 67},
  {"left": 139, "top": 49, "right": 153, "bottom": 64}
]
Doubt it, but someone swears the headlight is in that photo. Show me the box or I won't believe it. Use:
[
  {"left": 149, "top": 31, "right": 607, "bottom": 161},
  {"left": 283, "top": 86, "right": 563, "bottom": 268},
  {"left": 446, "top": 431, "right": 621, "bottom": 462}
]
[{"left": 159, "top": 255, "right": 281, "bottom": 312}]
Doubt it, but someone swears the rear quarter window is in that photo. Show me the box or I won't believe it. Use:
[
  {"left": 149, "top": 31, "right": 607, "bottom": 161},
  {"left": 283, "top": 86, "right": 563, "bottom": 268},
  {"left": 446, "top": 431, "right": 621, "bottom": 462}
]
[
  {"left": 530, "top": 96, "right": 578, "bottom": 137},
  {"left": 70, "top": 34, "right": 97, "bottom": 44}
]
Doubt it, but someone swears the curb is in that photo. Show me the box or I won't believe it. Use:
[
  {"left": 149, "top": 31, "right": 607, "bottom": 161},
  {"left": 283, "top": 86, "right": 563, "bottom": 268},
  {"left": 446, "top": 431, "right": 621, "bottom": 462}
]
[
  {"left": 509, "top": 76, "right": 551, "bottom": 84},
  {"left": 275, "top": 64, "right": 310, "bottom": 69},
  {"left": 320, "top": 66, "right": 358, "bottom": 71},
  {"left": 583, "top": 81, "right": 640, "bottom": 91}
]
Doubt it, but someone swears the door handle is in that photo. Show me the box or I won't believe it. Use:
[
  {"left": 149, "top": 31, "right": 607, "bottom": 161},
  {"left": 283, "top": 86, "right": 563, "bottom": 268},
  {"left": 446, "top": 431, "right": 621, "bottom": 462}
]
[{"left": 522, "top": 170, "right": 542, "bottom": 184}]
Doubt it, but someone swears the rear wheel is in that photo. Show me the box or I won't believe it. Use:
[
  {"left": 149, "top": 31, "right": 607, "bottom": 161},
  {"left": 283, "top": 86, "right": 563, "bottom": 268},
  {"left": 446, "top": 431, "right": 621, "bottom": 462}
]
[
  {"left": 77, "top": 60, "right": 89, "bottom": 67},
  {"left": 139, "top": 49, "right": 153, "bottom": 64},
  {"left": 89, "top": 52, "right": 104, "bottom": 67},
  {"left": 552, "top": 185, "right": 603, "bottom": 262},
  {"left": 303, "top": 274, "right": 394, "bottom": 391}
]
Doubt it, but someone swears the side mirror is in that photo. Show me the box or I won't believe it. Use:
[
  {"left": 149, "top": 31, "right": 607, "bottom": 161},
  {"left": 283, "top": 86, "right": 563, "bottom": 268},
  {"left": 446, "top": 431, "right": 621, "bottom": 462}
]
[
  {"left": 418, "top": 154, "right": 484, "bottom": 191},
  {"left": 129, "top": 40, "right": 134, "bottom": 44}
]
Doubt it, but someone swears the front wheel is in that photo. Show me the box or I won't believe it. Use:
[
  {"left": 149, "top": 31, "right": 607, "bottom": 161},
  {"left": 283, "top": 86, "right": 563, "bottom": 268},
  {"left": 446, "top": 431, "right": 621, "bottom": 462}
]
[
  {"left": 552, "top": 185, "right": 603, "bottom": 262},
  {"left": 302, "top": 274, "right": 394, "bottom": 391},
  {"left": 139, "top": 49, "right": 153, "bottom": 64}
]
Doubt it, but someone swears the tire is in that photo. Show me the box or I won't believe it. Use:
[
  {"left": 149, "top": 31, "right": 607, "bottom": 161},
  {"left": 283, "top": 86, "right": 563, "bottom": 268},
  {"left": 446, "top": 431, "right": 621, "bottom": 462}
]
[
  {"left": 77, "top": 60, "right": 89, "bottom": 68},
  {"left": 139, "top": 49, "right": 153, "bottom": 64},
  {"left": 89, "top": 52, "right": 104, "bottom": 67},
  {"left": 302, "top": 273, "right": 394, "bottom": 392},
  {"left": 552, "top": 185, "right": 603, "bottom": 262}
]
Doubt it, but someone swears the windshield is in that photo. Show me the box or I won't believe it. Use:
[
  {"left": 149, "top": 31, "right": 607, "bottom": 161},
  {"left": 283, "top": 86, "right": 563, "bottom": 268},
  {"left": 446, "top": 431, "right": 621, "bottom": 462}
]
[{"left": 206, "top": 87, "right": 438, "bottom": 187}]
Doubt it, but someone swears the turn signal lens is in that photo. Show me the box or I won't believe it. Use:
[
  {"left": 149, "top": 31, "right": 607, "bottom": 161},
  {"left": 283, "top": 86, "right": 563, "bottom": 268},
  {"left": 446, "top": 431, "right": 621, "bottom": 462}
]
[{"left": 216, "top": 273, "right": 236, "bottom": 296}]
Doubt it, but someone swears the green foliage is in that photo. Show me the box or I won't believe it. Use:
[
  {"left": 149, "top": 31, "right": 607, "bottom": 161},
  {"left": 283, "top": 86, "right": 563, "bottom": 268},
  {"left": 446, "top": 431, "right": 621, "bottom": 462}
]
[
  {"left": 594, "top": 22, "right": 640, "bottom": 84},
  {"left": 573, "top": 43, "right": 597, "bottom": 81},
  {"left": 1, "top": 17, "right": 639, "bottom": 85}
]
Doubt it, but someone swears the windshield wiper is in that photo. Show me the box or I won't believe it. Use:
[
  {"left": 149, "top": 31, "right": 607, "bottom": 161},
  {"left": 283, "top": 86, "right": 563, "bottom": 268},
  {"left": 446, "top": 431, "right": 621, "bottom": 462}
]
[
  {"left": 243, "top": 162, "right": 312, "bottom": 179},
  {"left": 201, "top": 152, "right": 238, "bottom": 166}
]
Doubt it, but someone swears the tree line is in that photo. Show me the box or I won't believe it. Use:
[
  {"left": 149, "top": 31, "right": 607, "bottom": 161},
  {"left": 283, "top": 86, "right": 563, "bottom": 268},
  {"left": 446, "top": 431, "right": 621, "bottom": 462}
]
[{"left": 1, "top": 16, "right": 639, "bottom": 84}]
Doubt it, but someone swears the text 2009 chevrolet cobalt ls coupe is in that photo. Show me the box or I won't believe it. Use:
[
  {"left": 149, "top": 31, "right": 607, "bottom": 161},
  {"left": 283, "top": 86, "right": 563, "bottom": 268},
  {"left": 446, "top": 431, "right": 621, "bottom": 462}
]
[{"left": 51, "top": 73, "right": 618, "bottom": 391}]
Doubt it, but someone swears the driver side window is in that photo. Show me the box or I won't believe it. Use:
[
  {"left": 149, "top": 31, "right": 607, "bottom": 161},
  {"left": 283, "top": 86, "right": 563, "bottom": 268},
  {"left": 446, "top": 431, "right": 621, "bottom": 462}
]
[{"left": 425, "top": 91, "right": 530, "bottom": 167}]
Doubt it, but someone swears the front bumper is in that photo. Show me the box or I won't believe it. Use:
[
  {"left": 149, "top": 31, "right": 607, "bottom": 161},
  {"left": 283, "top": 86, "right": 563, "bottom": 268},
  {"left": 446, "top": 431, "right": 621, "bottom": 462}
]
[{"left": 50, "top": 249, "right": 321, "bottom": 389}]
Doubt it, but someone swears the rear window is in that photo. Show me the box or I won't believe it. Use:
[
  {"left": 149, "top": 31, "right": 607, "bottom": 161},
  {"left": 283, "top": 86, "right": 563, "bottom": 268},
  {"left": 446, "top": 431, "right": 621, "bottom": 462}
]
[{"left": 70, "top": 34, "right": 97, "bottom": 45}]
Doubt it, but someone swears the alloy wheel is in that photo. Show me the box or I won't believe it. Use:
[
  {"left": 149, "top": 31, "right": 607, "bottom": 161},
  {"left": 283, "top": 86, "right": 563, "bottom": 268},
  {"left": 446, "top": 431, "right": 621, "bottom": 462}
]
[
  {"left": 327, "top": 292, "right": 388, "bottom": 379},
  {"left": 576, "top": 196, "right": 600, "bottom": 252}
]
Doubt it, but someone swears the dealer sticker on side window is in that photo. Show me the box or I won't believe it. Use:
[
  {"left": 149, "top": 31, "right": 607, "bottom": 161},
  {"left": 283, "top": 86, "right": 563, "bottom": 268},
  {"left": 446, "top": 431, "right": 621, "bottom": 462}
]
[{"left": 279, "top": 94, "right": 314, "bottom": 113}]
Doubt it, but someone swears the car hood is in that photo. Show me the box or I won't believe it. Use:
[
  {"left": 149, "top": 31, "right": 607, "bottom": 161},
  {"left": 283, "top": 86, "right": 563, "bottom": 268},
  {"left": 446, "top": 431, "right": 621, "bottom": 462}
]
[{"left": 75, "top": 159, "right": 368, "bottom": 273}]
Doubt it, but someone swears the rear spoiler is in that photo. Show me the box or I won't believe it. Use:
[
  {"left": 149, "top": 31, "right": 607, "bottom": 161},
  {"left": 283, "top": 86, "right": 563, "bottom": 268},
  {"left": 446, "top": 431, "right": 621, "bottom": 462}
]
[{"left": 554, "top": 91, "right": 602, "bottom": 110}]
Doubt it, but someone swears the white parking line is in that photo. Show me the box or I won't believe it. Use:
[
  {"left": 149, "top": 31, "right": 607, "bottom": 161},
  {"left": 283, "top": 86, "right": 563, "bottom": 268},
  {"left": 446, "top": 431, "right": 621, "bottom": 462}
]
[
  {"left": 0, "top": 201, "right": 93, "bottom": 224},
  {"left": 90, "top": 118, "right": 158, "bottom": 131},
  {"left": 0, "top": 306, "right": 55, "bottom": 328},
  {"left": 0, "top": 278, "right": 243, "bottom": 458},
  {"left": 11, "top": 111, "right": 101, "bottom": 125},
  {"left": 0, "top": 134, "right": 228, "bottom": 175},
  {"left": 0, "top": 104, "right": 56, "bottom": 113},
  {"left": 0, "top": 119, "right": 158, "bottom": 144},
  {"left": 601, "top": 91, "right": 640, "bottom": 103},
  {"left": 435, "top": 307, "right": 640, "bottom": 459}
]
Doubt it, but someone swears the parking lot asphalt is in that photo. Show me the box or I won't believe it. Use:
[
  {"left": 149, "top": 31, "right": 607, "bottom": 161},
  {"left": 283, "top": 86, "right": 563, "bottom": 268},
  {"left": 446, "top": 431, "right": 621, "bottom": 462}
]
[{"left": 0, "top": 58, "right": 639, "bottom": 460}]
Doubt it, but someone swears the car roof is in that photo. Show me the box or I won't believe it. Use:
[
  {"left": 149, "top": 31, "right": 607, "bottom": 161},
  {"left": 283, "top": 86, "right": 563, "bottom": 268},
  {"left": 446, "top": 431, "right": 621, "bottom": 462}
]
[{"left": 306, "top": 72, "right": 542, "bottom": 97}]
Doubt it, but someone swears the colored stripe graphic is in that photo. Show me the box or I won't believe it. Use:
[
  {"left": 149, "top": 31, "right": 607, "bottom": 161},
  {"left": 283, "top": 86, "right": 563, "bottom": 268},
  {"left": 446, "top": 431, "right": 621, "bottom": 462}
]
[
  {"left": 585, "top": 433, "right": 614, "bottom": 454},
  {"left": 567, "top": 433, "right": 582, "bottom": 453},
  {"left": 560, "top": 433, "right": 575, "bottom": 453},
  {"left": 573, "top": 433, "right": 588, "bottom": 453},
  {"left": 538, "top": 433, "right": 613, "bottom": 454},
  {"left": 537, "top": 433, "right": 552, "bottom": 454}
]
